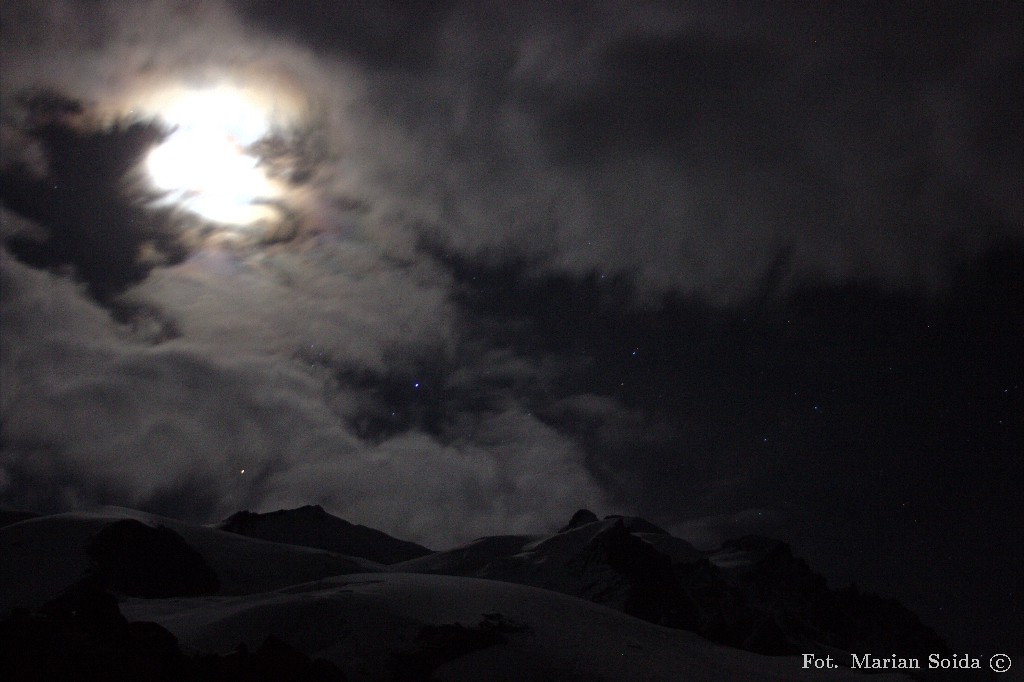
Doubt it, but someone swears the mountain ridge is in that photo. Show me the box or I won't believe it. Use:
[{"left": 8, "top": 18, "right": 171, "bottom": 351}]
[
  {"left": 394, "top": 508, "right": 955, "bottom": 678},
  {"left": 218, "top": 504, "right": 432, "bottom": 565},
  {"left": 0, "top": 506, "right": 969, "bottom": 681}
]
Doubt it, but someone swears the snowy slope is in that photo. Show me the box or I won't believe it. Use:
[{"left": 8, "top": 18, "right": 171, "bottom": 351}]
[
  {"left": 394, "top": 515, "right": 702, "bottom": 613},
  {"left": 122, "top": 572, "right": 912, "bottom": 682}
]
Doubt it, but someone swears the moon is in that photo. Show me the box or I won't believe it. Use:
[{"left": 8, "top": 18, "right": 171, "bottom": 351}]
[{"left": 136, "top": 84, "right": 300, "bottom": 229}]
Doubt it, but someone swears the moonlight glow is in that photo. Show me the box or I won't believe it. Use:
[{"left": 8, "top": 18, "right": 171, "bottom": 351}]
[{"left": 143, "top": 86, "right": 284, "bottom": 226}]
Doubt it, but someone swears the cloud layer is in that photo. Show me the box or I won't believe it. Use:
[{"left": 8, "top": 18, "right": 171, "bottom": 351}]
[
  {"left": 0, "top": 235, "right": 609, "bottom": 546},
  {"left": 1, "top": 0, "right": 1020, "bottom": 553},
  {"left": 6, "top": 1, "right": 1019, "bottom": 298}
]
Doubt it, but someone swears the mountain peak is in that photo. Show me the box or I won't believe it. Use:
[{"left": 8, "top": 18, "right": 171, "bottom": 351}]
[
  {"left": 559, "top": 509, "right": 599, "bottom": 532},
  {"left": 218, "top": 505, "right": 430, "bottom": 564},
  {"left": 294, "top": 504, "right": 329, "bottom": 516}
]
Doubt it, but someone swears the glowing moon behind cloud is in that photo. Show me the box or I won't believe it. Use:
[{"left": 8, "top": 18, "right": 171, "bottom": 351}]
[{"left": 140, "top": 85, "right": 289, "bottom": 227}]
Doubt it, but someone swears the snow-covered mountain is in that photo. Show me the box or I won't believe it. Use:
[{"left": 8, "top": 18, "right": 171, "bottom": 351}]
[
  {"left": 395, "top": 511, "right": 705, "bottom": 631},
  {"left": 395, "top": 510, "right": 952, "bottom": 667},
  {"left": 0, "top": 506, "right": 945, "bottom": 681}
]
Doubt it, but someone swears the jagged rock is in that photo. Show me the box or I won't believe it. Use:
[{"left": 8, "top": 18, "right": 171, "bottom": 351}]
[{"left": 681, "top": 535, "right": 951, "bottom": 662}]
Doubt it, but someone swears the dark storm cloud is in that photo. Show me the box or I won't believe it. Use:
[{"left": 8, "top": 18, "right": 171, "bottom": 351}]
[
  {"left": 437, "top": 246, "right": 1022, "bottom": 548},
  {"left": 531, "top": 30, "right": 779, "bottom": 159},
  {"left": 230, "top": 0, "right": 453, "bottom": 70},
  {"left": 299, "top": 0, "right": 1020, "bottom": 300}
]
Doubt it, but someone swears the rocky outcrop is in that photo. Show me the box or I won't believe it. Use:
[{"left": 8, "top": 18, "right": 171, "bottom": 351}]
[{"left": 86, "top": 519, "right": 220, "bottom": 598}]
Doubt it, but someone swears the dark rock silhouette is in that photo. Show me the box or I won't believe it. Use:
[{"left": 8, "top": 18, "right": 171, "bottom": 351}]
[
  {"left": 572, "top": 520, "right": 700, "bottom": 629},
  {"left": 0, "top": 581, "right": 348, "bottom": 682},
  {"left": 220, "top": 505, "right": 431, "bottom": 564},
  {"left": 677, "top": 534, "right": 954, "bottom": 669},
  {"left": 203, "top": 636, "right": 349, "bottom": 682},
  {"left": 86, "top": 519, "right": 220, "bottom": 598},
  {"left": 559, "top": 508, "right": 598, "bottom": 532},
  {"left": 391, "top": 613, "right": 530, "bottom": 682},
  {"left": 1, "top": 580, "right": 190, "bottom": 682}
]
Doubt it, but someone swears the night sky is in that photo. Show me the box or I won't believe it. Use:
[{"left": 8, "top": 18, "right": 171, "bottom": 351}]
[{"left": 1, "top": 0, "right": 1021, "bottom": 656}]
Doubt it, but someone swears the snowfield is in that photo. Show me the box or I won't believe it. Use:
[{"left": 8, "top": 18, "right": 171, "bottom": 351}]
[{"left": 122, "top": 572, "right": 911, "bottom": 682}]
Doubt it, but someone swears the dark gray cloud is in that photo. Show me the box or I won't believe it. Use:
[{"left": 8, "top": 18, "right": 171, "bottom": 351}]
[
  {"left": 0, "top": 235, "right": 609, "bottom": 545},
  {"left": 3, "top": 0, "right": 1020, "bottom": 299},
  {"left": 310, "top": 0, "right": 1021, "bottom": 301},
  {"left": 230, "top": 0, "right": 454, "bottom": 70}
]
